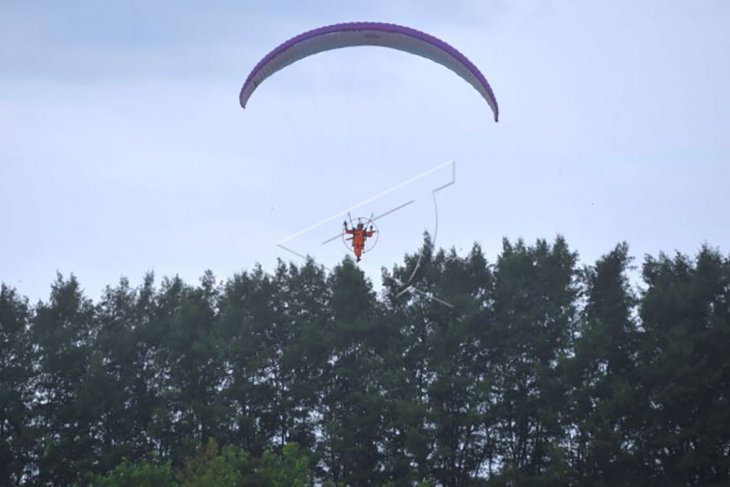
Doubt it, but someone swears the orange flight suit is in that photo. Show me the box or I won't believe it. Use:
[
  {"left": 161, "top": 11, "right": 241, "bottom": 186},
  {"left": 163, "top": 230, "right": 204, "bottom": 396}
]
[{"left": 345, "top": 225, "right": 375, "bottom": 262}]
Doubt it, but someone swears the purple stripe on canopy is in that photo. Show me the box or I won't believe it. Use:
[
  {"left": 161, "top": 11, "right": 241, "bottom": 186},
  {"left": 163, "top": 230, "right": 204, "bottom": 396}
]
[{"left": 240, "top": 22, "right": 499, "bottom": 122}]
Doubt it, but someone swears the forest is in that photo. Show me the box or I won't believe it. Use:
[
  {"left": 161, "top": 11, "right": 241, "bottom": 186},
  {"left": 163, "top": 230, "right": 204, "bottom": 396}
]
[{"left": 1, "top": 236, "right": 729, "bottom": 486}]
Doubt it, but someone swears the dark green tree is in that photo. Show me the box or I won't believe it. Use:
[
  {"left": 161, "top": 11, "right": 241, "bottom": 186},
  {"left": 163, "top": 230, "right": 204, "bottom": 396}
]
[
  {"left": 637, "top": 247, "right": 730, "bottom": 485},
  {"left": 32, "top": 274, "right": 97, "bottom": 485},
  {"left": 217, "top": 265, "right": 277, "bottom": 456},
  {"left": 149, "top": 272, "right": 224, "bottom": 465},
  {"left": 565, "top": 243, "right": 642, "bottom": 486},
  {"left": 217, "top": 259, "right": 330, "bottom": 471},
  {"left": 321, "top": 257, "right": 391, "bottom": 485},
  {"left": 4, "top": 235, "right": 730, "bottom": 486},
  {"left": 0, "top": 284, "right": 34, "bottom": 486},
  {"left": 269, "top": 260, "right": 332, "bottom": 453},
  {"left": 384, "top": 240, "right": 499, "bottom": 486},
  {"left": 489, "top": 237, "right": 578, "bottom": 484},
  {"left": 90, "top": 274, "right": 163, "bottom": 471}
]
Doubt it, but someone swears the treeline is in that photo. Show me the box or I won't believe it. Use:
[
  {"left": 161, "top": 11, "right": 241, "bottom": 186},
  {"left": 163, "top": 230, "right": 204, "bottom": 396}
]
[{"left": 1, "top": 236, "right": 729, "bottom": 486}]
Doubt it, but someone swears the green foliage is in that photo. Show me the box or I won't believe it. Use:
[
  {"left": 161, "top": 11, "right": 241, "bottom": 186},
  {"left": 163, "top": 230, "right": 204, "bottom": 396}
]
[
  {"left": 637, "top": 246, "right": 730, "bottom": 485},
  {"left": 565, "top": 243, "right": 641, "bottom": 486},
  {"left": 87, "top": 459, "right": 175, "bottom": 487},
  {"left": 0, "top": 284, "right": 34, "bottom": 485},
  {"left": 490, "top": 237, "right": 578, "bottom": 478},
  {"left": 177, "top": 438, "right": 251, "bottom": 487},
  {"left": 258, "top": 443, "right": 314, "bottom": 486},
  {"left": 87, "top": 440, "right": 313, "bottom": 487},
  {"left": 33, "top": 274, "right": 99, "bottom": 485},
  {"left": 3, "top": 237, "right": 730, "bottom": 485}
]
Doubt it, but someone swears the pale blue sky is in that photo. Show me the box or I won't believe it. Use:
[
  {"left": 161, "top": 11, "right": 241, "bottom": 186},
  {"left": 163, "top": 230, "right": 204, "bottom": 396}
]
[{"left": 2, "top": 0, "right": 729, "bottom": 301}]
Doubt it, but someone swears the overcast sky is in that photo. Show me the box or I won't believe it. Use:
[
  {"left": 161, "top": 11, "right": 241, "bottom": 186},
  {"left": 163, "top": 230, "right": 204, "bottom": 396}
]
[{"left": 2, "top": 0, "right": 729, "bottom": 302}]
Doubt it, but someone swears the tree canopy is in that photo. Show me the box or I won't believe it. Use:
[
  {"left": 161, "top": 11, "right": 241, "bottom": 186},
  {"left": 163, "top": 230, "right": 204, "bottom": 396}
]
[{"left": 1, "top": 237, "right": 728, "bottom": 486}]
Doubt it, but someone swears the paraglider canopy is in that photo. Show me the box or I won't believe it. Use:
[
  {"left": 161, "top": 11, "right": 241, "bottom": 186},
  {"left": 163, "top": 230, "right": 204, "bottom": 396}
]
[{"left": 240, "top": 21, "right": 499, "bottom": 122}]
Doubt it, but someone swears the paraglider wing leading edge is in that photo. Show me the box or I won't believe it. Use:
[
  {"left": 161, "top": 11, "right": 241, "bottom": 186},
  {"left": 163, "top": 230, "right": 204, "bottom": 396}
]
[{"left": 239, "top": 22, "right": 499, "bottom": 122}]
